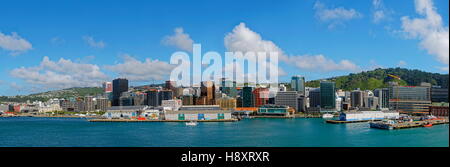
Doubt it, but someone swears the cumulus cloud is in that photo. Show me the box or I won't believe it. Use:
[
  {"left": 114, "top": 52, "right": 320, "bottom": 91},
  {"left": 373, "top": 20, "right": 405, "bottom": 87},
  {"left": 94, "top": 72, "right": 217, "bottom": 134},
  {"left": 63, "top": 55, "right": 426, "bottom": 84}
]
[
  {"left": 10, "top": 56, "right": 109, "bottom": 89},
  {"left": 372, "top": 0, "right": 393, "bottom": 24},
  {"left": 224, "top": 23, "right": 360, "bottom": 73},
  {"left": 83, "top": 36, "right": 106, "bottom": 48},
  {"left": 401, "top": 0, "right": 449, "bottom": 69},
  {"left": 286, "top": 54, "right": 360, "bottom": 72},
  {"left": 0, "top": 32, "right": 32, "bottom": 55},
  {"left": 162, "top": 27, "right": 194, "bottom": 52},
  {"left": 313, "top": 1, "right": 363, "bottom": 29},
  {"left": 104, "top": 54, "right": 175, "bottom": 82}
]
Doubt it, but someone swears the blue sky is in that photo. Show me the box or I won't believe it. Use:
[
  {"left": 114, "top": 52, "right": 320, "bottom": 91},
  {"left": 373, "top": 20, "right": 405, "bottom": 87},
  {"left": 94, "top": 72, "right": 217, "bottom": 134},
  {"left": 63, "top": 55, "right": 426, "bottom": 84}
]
[{"left": 0, "top": 0, "right": 448, "bottom": 95}]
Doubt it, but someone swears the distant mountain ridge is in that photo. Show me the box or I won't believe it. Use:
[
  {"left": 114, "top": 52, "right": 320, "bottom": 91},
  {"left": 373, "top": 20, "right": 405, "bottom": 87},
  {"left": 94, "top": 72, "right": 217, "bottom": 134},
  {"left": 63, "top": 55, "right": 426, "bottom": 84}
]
[{"left": 305, "top": 68, "right": 449, "bottom": 90}]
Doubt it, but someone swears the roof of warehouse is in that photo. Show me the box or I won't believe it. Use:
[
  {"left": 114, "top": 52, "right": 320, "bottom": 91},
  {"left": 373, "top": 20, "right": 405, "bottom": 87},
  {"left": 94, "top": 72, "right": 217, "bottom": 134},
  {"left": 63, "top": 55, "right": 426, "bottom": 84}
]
[{"left": 165, "top": 110, "right": 232, "bottom": 114}]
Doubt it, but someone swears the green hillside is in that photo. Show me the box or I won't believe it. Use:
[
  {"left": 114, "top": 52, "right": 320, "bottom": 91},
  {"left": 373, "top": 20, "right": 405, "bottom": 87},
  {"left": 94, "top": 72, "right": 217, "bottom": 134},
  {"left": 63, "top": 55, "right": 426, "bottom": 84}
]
[
  {"left": 0, "top": 87, "right": 103, "bottom": 103},
  {"left": 305, "top": 68, "right": 449, "bottom": 90}
]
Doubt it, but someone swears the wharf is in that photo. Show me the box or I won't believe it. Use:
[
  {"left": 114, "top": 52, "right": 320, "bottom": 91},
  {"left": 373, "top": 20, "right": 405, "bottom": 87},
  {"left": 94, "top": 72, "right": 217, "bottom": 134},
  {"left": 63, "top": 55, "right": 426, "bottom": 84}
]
[
  {"left": 250, "top": 115, "right": 294, "bottom": 119},
  {"left": 88, "top": 118, "right": 238, "bottom": 122},
  {"left": 326, "top": 119, "right": 380, "bottom": 124},
  {"left": 370, "top": 118, "right": 449, "bottom": 130}
]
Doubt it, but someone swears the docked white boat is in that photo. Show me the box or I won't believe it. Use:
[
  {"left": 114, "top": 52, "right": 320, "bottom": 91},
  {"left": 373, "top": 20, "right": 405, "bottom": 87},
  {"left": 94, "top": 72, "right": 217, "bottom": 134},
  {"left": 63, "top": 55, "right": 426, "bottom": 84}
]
[
  {"left": 185, "top": 121, "right": 198, "bottom": 126},
  {"left": 322, "top": 114, "right": 334, "bottom": 118}
]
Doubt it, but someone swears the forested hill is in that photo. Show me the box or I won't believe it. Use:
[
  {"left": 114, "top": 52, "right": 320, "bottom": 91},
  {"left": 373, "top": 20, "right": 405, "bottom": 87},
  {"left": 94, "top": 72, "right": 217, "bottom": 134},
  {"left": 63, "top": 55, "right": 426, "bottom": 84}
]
[{"left": 305, "top": 68, "right": 449, "bottom": 91}]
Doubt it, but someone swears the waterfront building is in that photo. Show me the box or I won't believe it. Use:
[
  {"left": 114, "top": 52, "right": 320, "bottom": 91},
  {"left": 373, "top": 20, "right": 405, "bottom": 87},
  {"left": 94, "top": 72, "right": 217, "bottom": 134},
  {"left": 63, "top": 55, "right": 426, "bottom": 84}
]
[
  {"left": 179, "top": 105, "right": 221, "bottom": 111},
  {"left": 83, "top": 96, "right": 95, "bottom": 111},
  {"left": 133, "top": 93, "right": 147, "bottom": 106},
  {"left": 429, "top": 102, "right": 449, "bottom": 117},
  {"left": 389, "top": 84, "right": 431, "bottom": 114},
  {"left": 161, "top": 99, "right": 182, "bottom": 111},
  {"left": 159, "top": 90, "right": 174, "bottom": 102},
  {"left": 297, "top": 95, "right": 307, "bottom": 113},
  {"left": 350, "top": 90, "right": 363, "bottom": 109},
  {"left": 308, "top": 88, "right": 321, "bottom": 108},
  {"left": 253, "top": 87, "right": 269, "bottom": 107},
  {"left": 103, "top": 106, "right": 148, "bottom": 119},
  {"left": 431, "top": 86, "right": 448, "bottom": 102},
  {"left": 335, "top": 96, "right": 342, "bottom": 111},
  {"left": 147, "top": 90, "right": 160, "bottom": 107},
  {"left": 215, "top": 97, "right": 237, "bottom": 110},
  {"left": 363, "top": 96, "right": 379, "bottom": 110},
  {"left": 257, "top": 105, "right": 290, "bottom": 116},
  {"left": 182, "top": 95, "right": 194, "bottom": 105},
  {"left": 279, "top": 84, "right": 287, "bottom": 92},
  {"left": 242, "top": 84, "right": 254, "bottom": 107},
  {"left": 320, "top": 81, "right": 336, "bottom": 110},
  {"left": 339, "top": 111, "right": 399, "bottom": 121},
  {"left": 119, "top": 92, "right": 134, "bottom": 106},
  {"left": 112, "top": 78, "right": 129, "bottom": 106},
  {"left": 95, "top": 98, "right": 109, "bottom": 111},
  {"left": 164, "top": 106, "right": 232, "bottom": 121},
  {"left": 275, "top": 91, "right": 299, "bottom": 112},
  {"left": 102, "top": 82, "right": 112, "bottom": 93},
  {"left": 291, "top": 75, "right": 305, "bottom": 95},
  {"left": 374, "top": 88, "right": 389, "bottom": 109}
]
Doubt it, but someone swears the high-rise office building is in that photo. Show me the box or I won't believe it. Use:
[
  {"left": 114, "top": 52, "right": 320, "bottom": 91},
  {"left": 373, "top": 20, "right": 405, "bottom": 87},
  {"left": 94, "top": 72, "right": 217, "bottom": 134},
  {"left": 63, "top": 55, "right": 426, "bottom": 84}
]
[
  {"left": 253, "top": 87, "right": 269, "bottom": 107},
  {"left": 308, "top": 88, "right": 321, "bottom": 108},
  {"left": 389, "top": 84, "right": 431, "bottom": 114},
  {"left": 291, "top": 75, "right": 305, "bottom": 95},
  {"left": 147, "top": 90, "right": 160, "bottom": 107},
  {"left": 374, "top": 88, "right": 389, "bottom": 109},
  {"left": 275, "top": 91, "right": 299, "bottom": 112},
  {"left": 297, "top": 95, "right": 307, "bottom": 113},
  {"left": 112, "top": 78, "right": 128, "bottom": 106},
  {"left": 431, "top": 86, "right": 448, "bottom": 102},
  {"left": 242, "top": 84, "right": 254, "bottom": 107},
  {"left": 102, "top": 82, "right": 112, "bottom": 93},
  {"left": 83, "top": 96, "right": 95, "bottom": 111},
  {"left": 200, "top": 81, "right": 216, "bottom": 105},
  {"left": 320, "top": 81, "right": 336, "bottom": 110},
  {"left": 351, "top": 90, "right": 363, "bottom": 109}
]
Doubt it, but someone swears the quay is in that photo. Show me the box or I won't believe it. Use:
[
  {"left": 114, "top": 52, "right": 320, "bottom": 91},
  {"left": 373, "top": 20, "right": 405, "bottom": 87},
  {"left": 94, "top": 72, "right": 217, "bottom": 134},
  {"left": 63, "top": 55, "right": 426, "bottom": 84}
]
[
  {"left": 88, "top": 118, "right": 239, "bottom": 122},
  {"left": 370, "top": 118, "right": 449, "bottom": 130},
  {"left": 326, "top": 119, "right": 381, "bottom": 124},
  {"left": 250, "top": 115, "right": 294, "bottom": 119}
]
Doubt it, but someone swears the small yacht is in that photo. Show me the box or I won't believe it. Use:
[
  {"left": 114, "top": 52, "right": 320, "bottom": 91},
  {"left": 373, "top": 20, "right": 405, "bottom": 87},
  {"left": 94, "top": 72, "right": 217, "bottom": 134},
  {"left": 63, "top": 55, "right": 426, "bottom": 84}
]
[
  {"left": 185, "top": 121, "right": 198, "bottom": 126},
  {"left": 322, "top": 114, "right": 334, "bottom": 119}
]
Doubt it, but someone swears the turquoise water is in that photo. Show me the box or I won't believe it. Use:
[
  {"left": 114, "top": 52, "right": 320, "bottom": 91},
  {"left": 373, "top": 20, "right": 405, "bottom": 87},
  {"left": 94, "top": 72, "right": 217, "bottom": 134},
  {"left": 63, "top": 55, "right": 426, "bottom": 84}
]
[{"left": 0, "top": 117, "right": 448, "bottom": 147}]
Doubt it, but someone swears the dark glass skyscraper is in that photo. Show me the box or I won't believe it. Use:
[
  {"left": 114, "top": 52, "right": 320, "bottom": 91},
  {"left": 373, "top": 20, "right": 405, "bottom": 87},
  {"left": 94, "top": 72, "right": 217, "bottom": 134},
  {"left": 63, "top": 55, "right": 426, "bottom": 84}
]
[
  {"left": 320, "top": 81, "right": 336, "bottom": 109},
  {"left": 112, "top": 78, "right": 128, "bottom": 106},
  {"left": 291, "top": 75, "right": 305, "bottom": 95}
]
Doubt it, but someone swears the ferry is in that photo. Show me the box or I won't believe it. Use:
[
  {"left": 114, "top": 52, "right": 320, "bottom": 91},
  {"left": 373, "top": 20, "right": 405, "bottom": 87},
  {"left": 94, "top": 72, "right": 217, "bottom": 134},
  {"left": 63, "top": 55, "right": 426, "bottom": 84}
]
[
  {"left": 186, "top": 121, "right": 198, "bottom": 126},
  {"left": 322, "top": 114, "right": 334, "bottom": 119}
]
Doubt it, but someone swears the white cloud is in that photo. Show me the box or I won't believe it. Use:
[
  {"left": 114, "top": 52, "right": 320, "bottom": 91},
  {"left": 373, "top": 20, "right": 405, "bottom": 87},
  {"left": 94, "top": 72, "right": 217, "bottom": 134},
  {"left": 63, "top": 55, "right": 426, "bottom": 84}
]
[
  {"left": 401, "top": 0, "right": 449, "bottom": 68},
  {"left": 0, "top": 32, "right": 32, "bottom": 55},
  {"left": 286, "top": 54, "right": 361, "bottom": 72},
  {"left": 104, "top": 54, "right": 175, "bottom": 82},
  {"left": 397, "top": 60, "right": 407, "bottom": 67},
  {"left": 162, "top": 27, "right": 194, "bottom": 52},
  {"left": 372, "top": 0, "right": 393, "bottom": 24},
  {"left": 224, "top": 23, "right": 360, "bottom": 73},
  {"left": 313, "top": 1, "right": 363, "bottom": 29},
  {"left": 10, "top": 56, "right": 109, "bottom": 89},
  {"left": 83, "top": 36, "right": 106, "bottom": 48}
]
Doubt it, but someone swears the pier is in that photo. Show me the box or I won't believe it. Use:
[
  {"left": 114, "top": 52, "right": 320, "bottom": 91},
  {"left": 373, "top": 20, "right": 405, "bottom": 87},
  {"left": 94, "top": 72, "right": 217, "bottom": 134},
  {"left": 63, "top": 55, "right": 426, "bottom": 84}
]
[
  {"left": 326, "top": 119, "right": 381, "bottom": 124},
  {"left": 88, "top": 118, "right": 239, "bottom": 122},
  {"left": 370, "top": 118, "right": 449, "bottom": 130}
]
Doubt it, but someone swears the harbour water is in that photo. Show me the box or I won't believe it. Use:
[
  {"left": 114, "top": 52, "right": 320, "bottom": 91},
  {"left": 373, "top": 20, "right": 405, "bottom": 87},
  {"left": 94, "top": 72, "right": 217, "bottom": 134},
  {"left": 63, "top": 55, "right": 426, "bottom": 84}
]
[{"left": 0, "top": 117, "right": 448, "bottom": 147}]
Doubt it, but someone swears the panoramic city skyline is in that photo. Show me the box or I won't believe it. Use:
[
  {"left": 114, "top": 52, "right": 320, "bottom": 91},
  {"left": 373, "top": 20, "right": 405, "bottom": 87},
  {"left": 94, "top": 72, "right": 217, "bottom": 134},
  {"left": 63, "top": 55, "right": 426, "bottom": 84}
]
[{"left": 0, "top": 0, "right": 449, "bottom": 95}]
